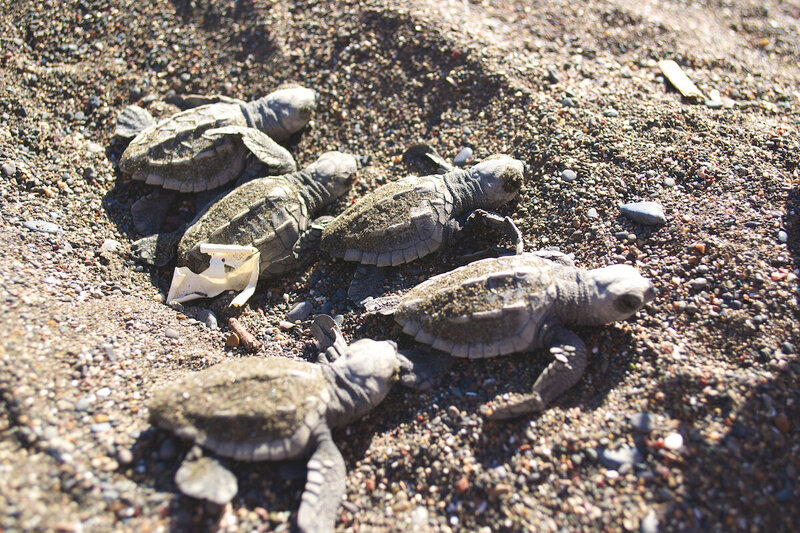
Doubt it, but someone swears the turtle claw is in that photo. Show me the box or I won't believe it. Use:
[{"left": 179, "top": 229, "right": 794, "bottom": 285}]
[
  {"left": 402, "top": 143, "right": 455, "bottom": 174},
  {"left": 115, "top": 104, "right": 155, "bottom": 139},
  {"left": 396, "top": 349, "right": 453, "bottom": 391},
  {"left": 480, "top": 393, "right": 546, "bottom": 420}
]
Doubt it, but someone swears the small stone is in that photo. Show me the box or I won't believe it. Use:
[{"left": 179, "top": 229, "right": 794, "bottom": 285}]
[
  {"left": 117, "top": 448, "right": 134, "bottom": 465},
  {"left": 600, "top": 446, "right": 643, "bottom": 469},
  {"left": 782, "top": 342, "right": 795, "bottom": 354},
  {"left": 225, "top": 333, "right": 240, "bottom": 348},
  {"left": 90, "top": 422, "right": 111, "bottom": 433},
  {"left": 774, "top": 415, "right": 790, "bottom": 433},
  {"left": 453, "top": 147, "right": 473, "bottom": 166},
  {"left": 87, "top": 142, "right": 104, "bottom": 153},
  {"left": 175, "top": 456, "right": 238, "bottom": 505},
  {"left": 586, "top": 207, "right": 599, "bottom": 218},
  {"left": 158, "top": 438, "right": 179, "bottom": 461},
  {"left": 1, "top": 161, "right": 16, "bottom": 177},
  {"left": 164, "top": 328, "right": 180, "bottom": 339},
  {"left": 641, "top": 509, "right": 659, "bottom": 533},
  {"left": 630, "top": 413, "right": 654, "bottom": 433},
  {"left": 604, "top": 108, "right": 619, "bottom": 117},
  {"left": 411, "top": 506, "right": 429, "bottom": 528},
  {"left": 704, "top": 99, "right": 724, "bottom": 109},
  {"left": 96, "top": 387, "right": 111, "bottom": 397},
  {"left": 663, "top": 433, "right": 684, "bottom": 451},
  {"left": 561, "top": 169, "right": 577, "bottom": 182},
  {"left": 23, "top": 220, "right": 62, "bottom": 235},
  {"left": 278, "top": 320, "right": 296, "bottom": 330},
  {"left": 455, "top": 476, "right": 469, "bottom": 494},
  {"left": 364, "top": 477, "right": 376, "bottom": 492},
  {"left": 100, "top": 239, "right": 120, "bottom": 252},
  {"left": 778, "top": 230, "right": 788, "bottom": 243},
  {"left": 288, "top": 301, "right": 313, "bottom": 322},
  {"left": 620, "top": 201, "right": 667, "bottom": 225},
  {"left": 689, "top": 277, "right": 708, "bottom": 290},
  {"left": 663, "top": 177, "right": 676, "bottom": 187},
  {"left": 196, "top": 308, "right": 218, "bottom": 330}
]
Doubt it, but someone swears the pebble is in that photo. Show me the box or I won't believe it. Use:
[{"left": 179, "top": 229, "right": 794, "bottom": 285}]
[
  {"left": 630, "top": 412, "right": 654, "bottom": 433},
  {"left": 175, "top": 456, "right": 238, "bottom": 505},
  {"left": 561, "top": 169, "right": 577, "bottom": 182},
  {"left": 663, "top": 177, "right": 676, "bottom": 187},
  {"left": 773, "top": 415, "right": 790, "bottom": 433},
  {"left": 689, "top": 277, "right": 708, "bottom": 290},
  {"left": 782, "top": 342, "right": 795, "bottom": 354},
  {"left": 86, "top": 142, "right": 104, "bottom": 153},
  {"left": 620, "top": 201, "right": 667, "bottom": 225},
  {"left": 1, "top": 161, "right": 16, "bottom": 177},
  {"left": 641, "top": 509, "right": 659, "bottom": 533},
  {"left": 226, "top": 333, "right": 240, "bottom": 348},
  {"left": 586, "top": 207, "right": 599, "bottom": 218},
  {"left": 100, "top": 239, "right": 120, "bottom": 253},
  {"left": 90, "top": 422, "right": 111, "bottom": 433},
  {"left": 23, "top": 220, "right": 62, "bottom": 235},
  {"left": 117, "top": 448, "right": 134, "bottom": 465},
  {"left": 158, "top": 438, "right": 179, "bottom": 461},
  {"left": 663, "top": 433, "right": 684, "bottom": 451},
  {"left": 453, "top": 146, "right": 473, "bottom": 166},
  {"left": 288, "top": 301, "right": 313, "bottom": 322},
  {"left": 196, "top": 308, "right": 218, "bottom": 329},
  {"left": 599, "top": 446, "right": 643, "bottom": 469},
  {"left": 704, "top": 99, "right": 724, "bottom": 109},
  {"left": 410, "top": 506, "right": 429, "bottom": 528},
  {"left": 164, "top": 328, "right": 180, "bottom": 339},
  {"left": 603, "top": 108, "right": 619, "bottom": 117},
  {"left": 778, "top": 230, "right": 788, "bottom": 243},
  {"left": 455, "top": 476, "right": 469, "bottom": 494}
]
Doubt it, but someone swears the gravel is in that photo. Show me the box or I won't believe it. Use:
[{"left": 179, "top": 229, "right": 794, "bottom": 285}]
[{"left": 1, "top": 0, "right": 799, "bottom": 531}]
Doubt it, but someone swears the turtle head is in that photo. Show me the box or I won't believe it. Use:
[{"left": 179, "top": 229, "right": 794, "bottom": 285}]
[
  {"left": 334, "top": 339, "right": 402, "bottom": 408},
  {"left": 307, "top": 151, "right": 358, "bottom": 202},
  {"left": 471, "top": 155, "right": 525, "bottom": 207},
  {"left": 247, "top": 87, "right": 317, "bottom": 141},
  {"left": 575, "top": 264, "right": 657, "bottom": 325}
]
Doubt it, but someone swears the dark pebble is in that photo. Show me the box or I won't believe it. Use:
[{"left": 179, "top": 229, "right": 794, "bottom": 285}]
[
  {"left": 453, "top": 147, "right": 473, "bottom": 166},
  {"left": 782, "top": 342, "right": 795, "bottom": 354},
  {"left": 630, "top": 413, "right": 654, "bottom": 433},
  {"left": 158, "top": 438, "right": 179, "bottom": 461},
  {"left": 288, "top": 301, "right": 313, "bottom": 322},
  {"left": 620, "top": 201, "right": 667, "bottom": 225}
]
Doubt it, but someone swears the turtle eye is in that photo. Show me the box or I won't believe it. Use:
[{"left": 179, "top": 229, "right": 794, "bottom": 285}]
[{"left": 615, "top": 294, "right": 642, "bottom": 313}]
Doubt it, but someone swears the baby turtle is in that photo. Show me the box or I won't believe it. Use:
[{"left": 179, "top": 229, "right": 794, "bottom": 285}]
[
  {"left": 148, "top": 315, "right": 412, "bottom": 533},
  {"left": 368, "top": 251, "right": 657, "bottom": 419},
  {"left": 119, "top": 87, "right": 317, "bottom": 192},
  {"left": 131, "top": 151, "right": 357, "bottom": 277},
  {"left": 320, "top": 149, "right": 526, "bottom": 302}
]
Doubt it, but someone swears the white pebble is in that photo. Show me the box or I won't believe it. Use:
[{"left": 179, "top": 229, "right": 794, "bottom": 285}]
[{"left": 664, "top": 432, "right": 684, "bottom": 451}]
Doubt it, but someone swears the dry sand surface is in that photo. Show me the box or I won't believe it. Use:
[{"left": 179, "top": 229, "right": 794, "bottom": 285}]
[{"left": 1, "top": 0, "right": 799, "bottom": 531}]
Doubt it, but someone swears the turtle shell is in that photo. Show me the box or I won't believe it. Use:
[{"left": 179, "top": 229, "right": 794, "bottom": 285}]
[
  {"left": 120, "top": 103, "right": 252, "bottom": 192},
  {"left": 320, "top": 176, "right": 453, "bottom": 267},
  {"left": 176, "top": 176, "right": 309, "bottom": 276},
  {"left": 148, "top": 357, "right": 330, "bottom": 462},
  {"left": 395, "top": 253, "right": 562, "bottom": 359}
]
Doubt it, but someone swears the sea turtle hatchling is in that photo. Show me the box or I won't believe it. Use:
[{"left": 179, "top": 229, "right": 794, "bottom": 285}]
[
  {"left": 148, "top": 315, "right": 413, "bottom": 533},
  {"left": 367, "top": 251, "right": 657, "bottom": 419},
  {"left": 130, "top": 151, "right": 357, "bottom": 278},
  {"left": 320, "top": 149, "right": 527, "bottom": 302},
  {"left": 119, "top": 87, "right": 317, "bottom": 192}
]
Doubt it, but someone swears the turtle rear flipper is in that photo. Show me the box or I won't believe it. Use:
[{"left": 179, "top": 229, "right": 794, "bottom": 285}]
[
  {"left": 396, "top": 348, "right": 453, "bottom": 391},
  {"left": 115, "top": 105, "right": 155, "bottom": 139},
  {"left": 171, "top": 94, "right": 243, "bottom": 109},
  {"left": 174, "top": 454, "right": 238, "bottom": 505},
  {"left": 484, "top": 325, "right": 588, "bottom": 420},
  {"left": 204, "top": 126, "right": 296, "bottom": 175},
  {"left": 297, "top": 426, "right": 346, "bottom": 533},
  {"left": 130, "top": 227, "right": 185, "bottom": 267},
  {"left": 348, "top": 264, "right": 386, "bottom": 305}
]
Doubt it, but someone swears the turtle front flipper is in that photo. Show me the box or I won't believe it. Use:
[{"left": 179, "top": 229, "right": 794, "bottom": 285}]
[
  {"left": 203, "top": 126, "right": 296, "bottom": 175},
  {"left": 402, "top": 143, "right": 455, "bottom": 174},
  {"left": 483, "top": 325, "right": 588, "bottom": 420},
  {"left": 130, "top": 189, "right": 179, "bottom": 236},
  {"left": 311, "top": 314, "right": 348, "bottom": 362},
  {"left": 296, "top": 425, "right": 346, "bottom": 533},
  {"left": 115, "top": 104, "right": 155, "bottom": 139},
  {"left": 130, "top": 225, "right": 186, "bottom": 267},
  {"left": 172, "top": 94, "right": 242, "bottom": 108},
  {"left": 463, "top": 209, "right": 524, "bottom": 255},
  {"left": 292, "top": 216, "right": 334, "bottom": 268}
]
